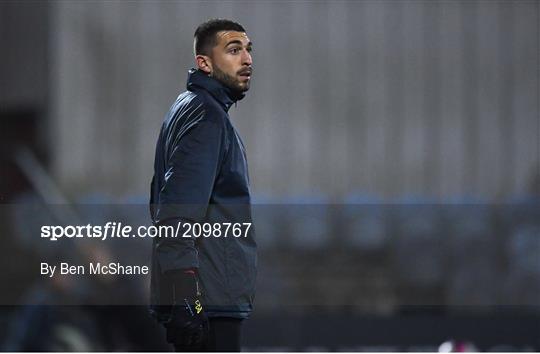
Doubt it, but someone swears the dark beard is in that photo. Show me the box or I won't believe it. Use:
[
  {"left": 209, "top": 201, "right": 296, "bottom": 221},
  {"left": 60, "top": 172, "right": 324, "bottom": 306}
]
[{"left": 211, "top": 65, "right": 250, "bottom": 93}]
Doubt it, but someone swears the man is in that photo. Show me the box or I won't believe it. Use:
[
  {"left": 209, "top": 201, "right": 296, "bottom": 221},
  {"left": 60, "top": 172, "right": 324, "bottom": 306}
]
[{"left": 149, "top": 19, "right": 257, "bottom": 352}]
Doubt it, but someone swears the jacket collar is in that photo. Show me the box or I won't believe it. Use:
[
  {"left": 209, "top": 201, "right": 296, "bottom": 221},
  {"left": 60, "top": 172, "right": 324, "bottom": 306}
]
[{"left": 186, "top": 68, "right": 245, "bottom": 112}]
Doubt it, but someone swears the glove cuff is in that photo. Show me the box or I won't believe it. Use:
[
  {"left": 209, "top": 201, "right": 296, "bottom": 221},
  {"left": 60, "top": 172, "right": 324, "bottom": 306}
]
[{"left": 165, "top": 269, "right": 201, "bottom": 302}]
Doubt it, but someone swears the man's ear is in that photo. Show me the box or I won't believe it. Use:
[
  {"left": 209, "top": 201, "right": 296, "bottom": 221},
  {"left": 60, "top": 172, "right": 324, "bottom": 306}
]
[{"left": 196, "top": 55, "right": 212, "bottom": 74}]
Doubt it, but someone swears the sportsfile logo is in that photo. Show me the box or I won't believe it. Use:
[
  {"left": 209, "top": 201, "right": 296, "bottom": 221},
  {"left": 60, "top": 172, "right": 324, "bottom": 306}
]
[{"left": 41, "top": 222, "right": 252, "bottom": 241}]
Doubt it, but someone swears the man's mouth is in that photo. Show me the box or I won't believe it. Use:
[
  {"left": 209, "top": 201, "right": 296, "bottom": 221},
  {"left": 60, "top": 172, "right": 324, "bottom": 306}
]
[{"left": 238, "top": 69, "right": 252, "bottom": 78}]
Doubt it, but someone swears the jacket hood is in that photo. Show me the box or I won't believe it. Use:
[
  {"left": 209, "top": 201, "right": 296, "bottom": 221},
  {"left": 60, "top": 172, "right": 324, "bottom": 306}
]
[{"left": 186, "top": 68, "right": 245, "bottom": 112}]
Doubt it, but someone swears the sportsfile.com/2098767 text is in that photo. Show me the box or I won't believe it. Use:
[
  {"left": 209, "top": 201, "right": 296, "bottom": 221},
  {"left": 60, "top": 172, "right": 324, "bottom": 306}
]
[{"left": 40, "top": 222, "right": 252, "bottom": 241}]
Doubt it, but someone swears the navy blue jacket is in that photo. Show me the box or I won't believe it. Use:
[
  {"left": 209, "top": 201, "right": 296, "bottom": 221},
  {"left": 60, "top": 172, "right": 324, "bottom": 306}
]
[{"left": 149, "top": 69, "right": 257, "bottom": 319}]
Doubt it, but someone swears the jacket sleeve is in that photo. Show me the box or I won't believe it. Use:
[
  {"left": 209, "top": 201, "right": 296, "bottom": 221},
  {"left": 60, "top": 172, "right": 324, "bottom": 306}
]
[{"left": 154, "top": 116, "right": 225, "bottom": 273}]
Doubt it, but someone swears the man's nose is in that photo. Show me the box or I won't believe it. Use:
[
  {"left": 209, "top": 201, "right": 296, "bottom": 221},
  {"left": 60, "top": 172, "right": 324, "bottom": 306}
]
[{"left": 242, "top": 50, "right": 252, "bottom": 66}]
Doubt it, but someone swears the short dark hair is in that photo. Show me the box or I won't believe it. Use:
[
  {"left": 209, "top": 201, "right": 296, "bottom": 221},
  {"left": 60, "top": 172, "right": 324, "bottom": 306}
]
[{"left": 194, "top": 19, "right": 246, "bottom": 56}]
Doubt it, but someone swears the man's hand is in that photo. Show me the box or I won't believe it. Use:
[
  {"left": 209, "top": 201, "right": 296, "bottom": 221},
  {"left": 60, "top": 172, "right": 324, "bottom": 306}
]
[{"left": 164, "top": 270, "right": 209, "bottom": 349}]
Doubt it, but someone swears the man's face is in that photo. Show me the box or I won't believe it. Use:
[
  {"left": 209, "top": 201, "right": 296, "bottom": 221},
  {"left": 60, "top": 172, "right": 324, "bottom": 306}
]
[{"left": 208, "top": 31, "right": 253, "bottom": 92}]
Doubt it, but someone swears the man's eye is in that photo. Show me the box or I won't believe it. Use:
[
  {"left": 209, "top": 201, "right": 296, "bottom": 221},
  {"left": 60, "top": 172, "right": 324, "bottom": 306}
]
[{"left": 229, "top": 48, "right": 240, "bottom": 54}]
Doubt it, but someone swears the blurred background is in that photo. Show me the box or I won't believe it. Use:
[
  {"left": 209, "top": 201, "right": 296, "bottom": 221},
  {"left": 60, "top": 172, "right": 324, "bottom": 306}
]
[{"left": 1, "top": 0, "right": 539, "bottom": 351}]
